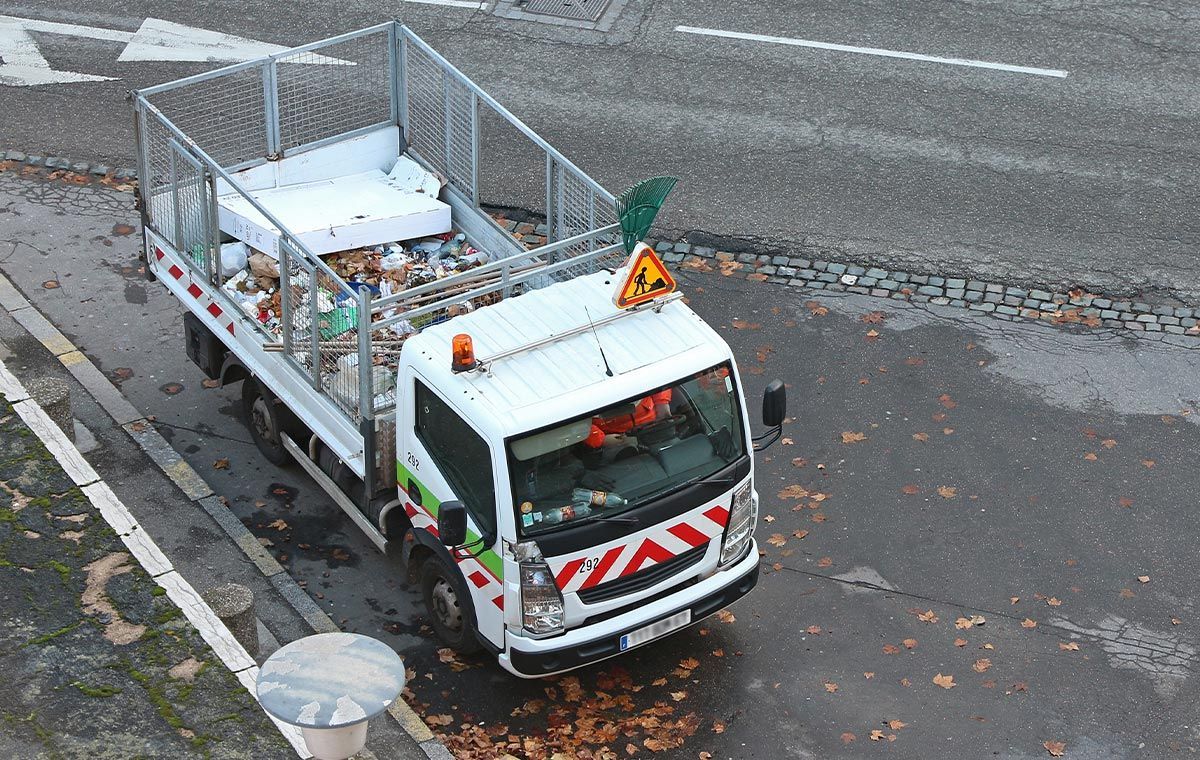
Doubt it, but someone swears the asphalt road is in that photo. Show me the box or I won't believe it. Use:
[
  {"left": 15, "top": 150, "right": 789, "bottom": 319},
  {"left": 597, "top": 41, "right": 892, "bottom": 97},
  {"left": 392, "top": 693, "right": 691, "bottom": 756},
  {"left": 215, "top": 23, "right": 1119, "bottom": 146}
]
[
  {"left": 2, "top": 0, "right": 1199, "bottom": 298},
  {"left": 6, "top": 173, "right": 1200, "bottom": 757}
]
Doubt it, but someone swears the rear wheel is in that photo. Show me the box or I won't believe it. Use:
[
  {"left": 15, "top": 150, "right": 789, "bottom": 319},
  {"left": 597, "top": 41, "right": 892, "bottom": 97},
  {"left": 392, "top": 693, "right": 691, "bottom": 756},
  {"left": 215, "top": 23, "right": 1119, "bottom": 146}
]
[
  {"left": 420, "top": 555, "right": 481, "bottom": 654},
  {"left": 242, "top": 379, "right": 290, "bottom": 466}
]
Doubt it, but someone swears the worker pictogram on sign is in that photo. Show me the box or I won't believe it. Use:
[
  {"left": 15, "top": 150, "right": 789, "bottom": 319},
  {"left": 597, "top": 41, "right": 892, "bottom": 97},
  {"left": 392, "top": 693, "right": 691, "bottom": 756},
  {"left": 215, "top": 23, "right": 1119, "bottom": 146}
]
[{"left": 614, "top": 243, "right": 676, "bottom": 309}]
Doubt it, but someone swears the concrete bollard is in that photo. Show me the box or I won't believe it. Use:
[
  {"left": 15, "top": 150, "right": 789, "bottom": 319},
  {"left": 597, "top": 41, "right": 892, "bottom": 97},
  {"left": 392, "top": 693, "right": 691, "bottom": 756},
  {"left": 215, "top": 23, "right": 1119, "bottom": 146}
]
[
  {"left": 26, "top": 377, "right": 73, "bottom": 441},
  {"left": 203, "top": 582, "right": 259, "bottom": 657}
]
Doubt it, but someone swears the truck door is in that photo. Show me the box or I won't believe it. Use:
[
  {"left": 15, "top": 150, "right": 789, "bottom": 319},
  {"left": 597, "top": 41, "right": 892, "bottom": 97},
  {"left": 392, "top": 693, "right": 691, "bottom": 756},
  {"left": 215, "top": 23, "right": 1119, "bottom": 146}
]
[{"left": 398, "top": 372, "right": 506, "bottom": 649}]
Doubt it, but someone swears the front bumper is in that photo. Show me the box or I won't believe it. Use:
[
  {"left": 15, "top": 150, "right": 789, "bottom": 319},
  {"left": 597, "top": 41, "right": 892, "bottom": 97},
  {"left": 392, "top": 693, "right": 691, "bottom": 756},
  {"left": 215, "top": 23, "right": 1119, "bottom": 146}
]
[{"left": 501, "top": 542, "right": 760, "bottom": 677}]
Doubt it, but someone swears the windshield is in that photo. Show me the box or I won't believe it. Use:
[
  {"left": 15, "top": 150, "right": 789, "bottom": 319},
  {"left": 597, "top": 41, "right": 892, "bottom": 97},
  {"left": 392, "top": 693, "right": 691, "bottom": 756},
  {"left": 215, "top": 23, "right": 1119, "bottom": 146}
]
[{"left": 507, "top": 362, "right": 745, "bottom": 536}]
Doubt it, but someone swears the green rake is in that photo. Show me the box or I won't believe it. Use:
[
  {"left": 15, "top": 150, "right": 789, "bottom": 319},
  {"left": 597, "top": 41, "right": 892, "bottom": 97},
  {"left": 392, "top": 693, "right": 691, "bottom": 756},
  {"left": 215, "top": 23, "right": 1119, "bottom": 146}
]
[{"left": 616, "top": 176, "right": 679, "bottom": 255}]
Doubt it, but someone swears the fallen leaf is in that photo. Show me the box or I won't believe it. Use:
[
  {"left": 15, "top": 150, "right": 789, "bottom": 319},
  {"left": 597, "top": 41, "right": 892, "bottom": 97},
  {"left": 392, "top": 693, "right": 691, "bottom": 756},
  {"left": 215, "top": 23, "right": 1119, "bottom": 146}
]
[
  {"left": 870, "top": 730, "right": 885, "bottom": 742},
  {"left": 932, "top": 673, "right": 956, "bottom": 689},
  {"left": 1021, "top": 618, "right": 1038, "bottom": 629},
  {"left": 811, "top": 513, "right": 827, "bottom": 523},
  {"left": 212, "top": 458, "right": 230, "bottom": 470},
  {"left": 790, "top": 457, "right": 807, "bottom": 467},
  {"left": 1120, "top": 588, "right": 1135, "bottom": 599},
  {"left": 1138, "top": 575, "right": 1150, "bottom": 584},
  {"left": 715, "top": 610, "right": 736, "bottom": 624},
  {"left": 917, "top": 609, "right": 939, "bottom": 624},
  {"left": 767, "top": 533, "right": 787, "bottom": 547},
  {"left": 806, "top": 625, "right": 822, "bottom": 635},
  {"left": 841, "top": 431, "right": 867, "bottom": 444},
  {"left": 824, "top": 681, "right": 838, "bottom": 693},
  {"left": 778, "top": 484, "right": 809, "bottom": 500},
  {"left": 887, "top": 719, "right": 907, "bottom": 730},
  {"left": 1083, "top": 452, "right": 1098, "bottom": 461},
  {"left": 731, "top": 319, "right": 762, "bottom": 330},
  {"left": 938, "top": 394, "right": 957, "bottom": 409},
  {"left": 865, "top": 329, "right": 880, "bottom": 339},
  {"left": 763, "top": 515, "right": 776, "bottom": 523},
  {"left": 1010, "top": 597, "right": 1020, "bottom": 605},
  {"left": 901, "top": 484, "right": 921, "bottom": 495},
  {"left": 942, "top": 428, "right": 954, "bottom": 435},
  {"left": 42, "top": 280, "right": 60, "bottom": 289},
  {"left": 912, "top": 432, "right": 929, "bottom": 442},
  {"left": 972, "top": 658, "right": 992, "bottom": 673},
  {"left": 899, "top": 678, "right": 911, "bottom": 687},
  {"left": 1142, "top": 459, "right": 1155, "bottom": 468},
  {"left": 841, "top": 732, "right": 856, "bottom": 744},
  {"left": 882, "top": 644, "right": 900, "bottom": 655},
  {"left": 678, "top": 657, "right": 700, "bottom": 671},
  {"left": 267, "top": 518, "right": 288, "bottom": 531},
  {"left": 817, "top": 557, "right": 833, "bottom": 568},
  {"left": 711, "top": 720, "right": 726, "bottom": 734},
  {"left": 201, "top": 378, "right": 221, "bottom": 389},
  {"left": 805, "top": 301, "right": 829, "bottom": 316},
  {"left": 937, "top": 486, "right": 957, "bottom": 499},
  {"left": 954, "top": 638, "right": 968, "bottom": 647},
  {"left": 1119, "top": 497, "right": 1134, "bottom": 508},
  {"left": 1047, "top": 597, "right": 1062, "bottom": 607},
  {"left": 861, "top": 311, "right": 886, "bottom": 324},
  {"left": 425, "top": 714, "right": 454, "bottom": 727},
  {"left": 1059, "top": 642, "right": 1080, "bottom": 652},
  {"left": 793, "top": 530, "right": 809, "bottom": 540},
  {"left": 863, "top": 672, "right": 874, "bottom": 679},
  {"left": 651, "top": 677, "right": 667, "bottom": 687},
  {"left": 781, "top": 437, "right": 794, "bottom": 445},
  {"left": 903, "top": 638, "right": 917, "bottom": 649},
  {"left": 670, "top": 690, "right": 687, "bottom": 702},
  {"left": 1044, "top": 739, "right": 1066, "bottom": 757},
  {"left": 1172, "top": 617, "right": 1181, "bottom": 625},
  {"left": 1102, "top": 438, "right": 1117, "bottom": 448},
  {"left": 906, "top": 357, "right": 925, "bottom": 366}
]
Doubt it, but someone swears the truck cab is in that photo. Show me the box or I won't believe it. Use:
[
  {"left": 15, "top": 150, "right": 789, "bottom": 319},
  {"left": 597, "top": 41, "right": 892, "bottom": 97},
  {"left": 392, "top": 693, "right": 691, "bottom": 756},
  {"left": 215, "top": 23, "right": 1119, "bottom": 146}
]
[{"left": 392, "top": 270, "right": 775, "bottom": 677}]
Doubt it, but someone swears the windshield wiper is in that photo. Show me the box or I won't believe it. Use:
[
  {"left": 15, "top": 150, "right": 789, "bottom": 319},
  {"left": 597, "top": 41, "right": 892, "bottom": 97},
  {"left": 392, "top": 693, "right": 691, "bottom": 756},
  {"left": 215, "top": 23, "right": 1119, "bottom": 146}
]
[{"left": 573, "top": 512, "right": 640, "bottom": 526}]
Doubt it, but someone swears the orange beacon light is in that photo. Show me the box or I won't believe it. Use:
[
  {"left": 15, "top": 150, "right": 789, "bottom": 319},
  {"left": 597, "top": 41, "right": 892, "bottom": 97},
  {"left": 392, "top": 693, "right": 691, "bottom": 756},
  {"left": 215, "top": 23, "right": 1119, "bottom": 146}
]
[{"left": 451, "top": 333, "right": 477, "bottom": 373}]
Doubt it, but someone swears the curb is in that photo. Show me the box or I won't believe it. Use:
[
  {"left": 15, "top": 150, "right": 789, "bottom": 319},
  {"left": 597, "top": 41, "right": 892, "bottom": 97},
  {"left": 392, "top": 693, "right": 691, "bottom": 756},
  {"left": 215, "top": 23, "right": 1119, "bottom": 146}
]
[
  {"left": 0, "top": 354, "right": 312, "bottom": 757},
  {"left": 0, "top": 269, "right": 448, "bottom": 760}
]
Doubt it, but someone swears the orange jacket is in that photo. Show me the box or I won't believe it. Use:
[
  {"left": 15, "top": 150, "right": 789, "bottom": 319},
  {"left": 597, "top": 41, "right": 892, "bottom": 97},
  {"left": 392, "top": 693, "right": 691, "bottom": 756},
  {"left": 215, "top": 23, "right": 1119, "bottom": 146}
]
[{"left": 585, "top": 390, "right": 672, "bottom": 447}]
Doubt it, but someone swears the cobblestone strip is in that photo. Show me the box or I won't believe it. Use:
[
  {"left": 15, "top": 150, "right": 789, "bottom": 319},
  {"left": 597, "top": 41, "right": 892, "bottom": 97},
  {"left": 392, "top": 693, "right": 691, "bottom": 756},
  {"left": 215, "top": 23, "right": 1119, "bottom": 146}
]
[
  {"left": 6, "top": 144, "right": 1194, "bottom": 339},
  {"left": 653, "top": 241, "right": 1200, "bottom": 338}
]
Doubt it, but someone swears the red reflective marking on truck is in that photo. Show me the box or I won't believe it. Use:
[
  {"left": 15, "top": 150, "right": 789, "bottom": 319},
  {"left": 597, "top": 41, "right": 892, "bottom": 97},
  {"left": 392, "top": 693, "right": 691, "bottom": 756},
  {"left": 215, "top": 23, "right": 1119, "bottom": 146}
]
[
  {"left": 226, "top": 323, "right": 235, "bottom": 335},
  {"left": 555, "top": 558, "right": 585, "bottom": 589},
  {"left": 154, "top": 248, "right": 165, "bottom": 261},
  {"left": 703, "top": 505, "right": 729, "bottom": 528},
  {"left": 580, "top": 545, "right": 624, "bottom": 590},
  {"left": 667, "top": 522, "right": 710, "bottom": 548},
  {"left": 620, "top": 539, "right": 673, "bottom": 576},
  {"left": 491, "top": 595, "right": 504, "bottom": 610},
  {"left": 404, "top": 502, "right": 417, "bottom": 518},
  {"left": 168, "top": 264, "right": 184, "bottom": 280},
  {"left": 207, "top": 303, "right": 223, "bottom": 318},
  {"left": 468, "top": 570, "right": 489, "bottom": 589},
  {"left": 187, "top": 283, "right": 203, "bottom": 298}
]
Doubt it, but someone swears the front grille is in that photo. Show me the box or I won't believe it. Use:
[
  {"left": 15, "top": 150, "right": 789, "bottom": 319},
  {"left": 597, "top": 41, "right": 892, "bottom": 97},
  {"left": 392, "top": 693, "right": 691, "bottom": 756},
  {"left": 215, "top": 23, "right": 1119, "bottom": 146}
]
[{"left": 576, "top": 544, "right": 708, "bottom": 605}]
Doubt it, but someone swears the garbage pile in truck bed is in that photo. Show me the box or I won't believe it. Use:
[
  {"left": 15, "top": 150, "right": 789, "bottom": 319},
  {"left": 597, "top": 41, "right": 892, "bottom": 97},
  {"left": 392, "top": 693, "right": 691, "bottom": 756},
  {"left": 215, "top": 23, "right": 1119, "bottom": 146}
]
[{"left": 219, "top": 229, "right": 492, "bottom": 344}]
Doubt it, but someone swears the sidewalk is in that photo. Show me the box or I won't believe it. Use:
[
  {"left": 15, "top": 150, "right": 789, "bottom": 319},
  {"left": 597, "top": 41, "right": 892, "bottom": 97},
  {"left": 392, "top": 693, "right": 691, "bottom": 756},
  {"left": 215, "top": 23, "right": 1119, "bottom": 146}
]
[{"left": 0, "top": 393, "right": 293, "bottom": 758}]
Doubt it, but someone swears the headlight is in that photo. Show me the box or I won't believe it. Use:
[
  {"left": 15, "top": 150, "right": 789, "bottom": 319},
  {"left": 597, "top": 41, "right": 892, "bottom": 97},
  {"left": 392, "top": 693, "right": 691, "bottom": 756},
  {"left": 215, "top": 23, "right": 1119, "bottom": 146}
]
[
  {"left": 720, "top": 481, "right": 756, "bottom": 566},
  {"left": 520, "top": 560, "right": 565, "bottom": 636}
]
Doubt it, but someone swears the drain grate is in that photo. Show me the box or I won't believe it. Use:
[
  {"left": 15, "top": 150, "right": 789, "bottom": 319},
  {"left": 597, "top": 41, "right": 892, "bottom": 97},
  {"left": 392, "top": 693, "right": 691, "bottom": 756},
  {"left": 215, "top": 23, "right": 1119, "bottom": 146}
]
[{"left": 519, "top": 0, "right": 612, "bottom": 22}]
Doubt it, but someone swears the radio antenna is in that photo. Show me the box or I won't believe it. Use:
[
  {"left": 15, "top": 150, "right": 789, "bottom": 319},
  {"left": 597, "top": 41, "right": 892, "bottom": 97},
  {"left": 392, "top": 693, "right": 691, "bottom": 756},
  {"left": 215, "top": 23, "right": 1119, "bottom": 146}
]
[{"left": 584, "top": 306, "right": 613, "bottom": 377}]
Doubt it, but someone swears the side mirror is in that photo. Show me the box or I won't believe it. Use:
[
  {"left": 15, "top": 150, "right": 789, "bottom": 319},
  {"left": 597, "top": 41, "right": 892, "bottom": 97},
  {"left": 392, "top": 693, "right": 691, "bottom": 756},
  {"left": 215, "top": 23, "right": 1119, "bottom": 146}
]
[
  {"left": 762, "top": 380, "right": 786, "bottom": 428},
  {"left": 438, "top": 501, "right": 468, "bottom": 547}
]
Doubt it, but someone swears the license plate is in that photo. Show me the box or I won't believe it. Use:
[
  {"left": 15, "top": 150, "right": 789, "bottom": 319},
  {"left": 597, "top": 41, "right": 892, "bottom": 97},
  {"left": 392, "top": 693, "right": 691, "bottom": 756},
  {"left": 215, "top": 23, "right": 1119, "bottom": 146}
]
[{"left": 620, "top": 609, "right": 692, "bottom": 651}]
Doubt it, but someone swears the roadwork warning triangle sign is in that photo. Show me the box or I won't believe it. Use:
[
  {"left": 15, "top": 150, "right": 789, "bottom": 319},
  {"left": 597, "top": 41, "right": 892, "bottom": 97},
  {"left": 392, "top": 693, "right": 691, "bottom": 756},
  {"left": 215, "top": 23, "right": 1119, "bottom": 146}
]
[{"left": 614, "top": 243, "right": 676, "bottom": 309}]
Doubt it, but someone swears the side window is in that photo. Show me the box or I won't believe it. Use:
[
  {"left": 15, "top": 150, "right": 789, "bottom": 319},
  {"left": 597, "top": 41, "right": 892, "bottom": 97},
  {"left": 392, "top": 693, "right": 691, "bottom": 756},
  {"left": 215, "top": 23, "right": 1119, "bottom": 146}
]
[{"left": 414, "top": 380, "right": 496, "bottom": 537}]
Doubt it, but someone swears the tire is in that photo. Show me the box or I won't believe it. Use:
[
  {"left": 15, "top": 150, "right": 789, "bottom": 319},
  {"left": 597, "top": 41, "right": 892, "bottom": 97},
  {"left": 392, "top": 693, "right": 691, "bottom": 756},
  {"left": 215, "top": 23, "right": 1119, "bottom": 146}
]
[
  {"left": 241, "top": 378, "right": 291, "bottom": 466},
  {"left": 420, "top": 555, "right": 481, "bottom": 655}
]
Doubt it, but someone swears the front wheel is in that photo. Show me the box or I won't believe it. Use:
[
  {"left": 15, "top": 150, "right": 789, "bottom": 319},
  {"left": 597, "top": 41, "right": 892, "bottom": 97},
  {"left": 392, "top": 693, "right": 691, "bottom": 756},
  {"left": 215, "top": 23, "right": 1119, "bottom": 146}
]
[
  {"left": 242, "top": 379, "right": 290, "bottom": 466},
  {"left": 420, "top": 555, "right": 481, "bottom": 654}
]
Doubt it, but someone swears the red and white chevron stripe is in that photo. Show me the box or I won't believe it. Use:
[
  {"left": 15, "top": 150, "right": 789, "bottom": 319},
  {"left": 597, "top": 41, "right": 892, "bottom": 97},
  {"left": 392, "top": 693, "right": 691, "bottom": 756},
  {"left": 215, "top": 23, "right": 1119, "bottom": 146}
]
[
  {"left": 154, "top": 247, "right": 236, "bottom": 336},
  {"left": 552, "top": 502, "right": 729, "bottom": 595}
]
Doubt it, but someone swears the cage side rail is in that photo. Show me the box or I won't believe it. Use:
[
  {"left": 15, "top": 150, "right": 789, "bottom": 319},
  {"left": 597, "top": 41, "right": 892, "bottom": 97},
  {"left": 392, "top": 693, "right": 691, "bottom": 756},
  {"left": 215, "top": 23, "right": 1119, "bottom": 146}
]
[
  {"left": 368, "top": 223, "right": 621, "bottom": 312},
  {"left": 371, "top": 242, "right": 624, "bottom": 331},
  {"left": 136, "top": 22, "right": 394, "bottom": 98},
  {"left": 398, "top": 25, "right": 615, "bottom": 205}
]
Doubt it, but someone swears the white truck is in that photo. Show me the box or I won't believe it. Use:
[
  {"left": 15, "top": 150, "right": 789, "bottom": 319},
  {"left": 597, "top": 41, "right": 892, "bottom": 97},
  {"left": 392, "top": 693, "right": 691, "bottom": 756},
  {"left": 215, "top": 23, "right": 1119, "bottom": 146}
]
[{"left": 132, "top": 23, "right": 784, "bottom": 677}]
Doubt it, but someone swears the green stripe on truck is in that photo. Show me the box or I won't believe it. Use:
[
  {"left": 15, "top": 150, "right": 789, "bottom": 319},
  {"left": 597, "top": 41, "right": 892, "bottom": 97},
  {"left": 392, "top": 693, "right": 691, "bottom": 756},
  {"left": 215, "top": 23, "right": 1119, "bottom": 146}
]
[{"left": 396, "top": 461, "right": 504, "bottom": 580}]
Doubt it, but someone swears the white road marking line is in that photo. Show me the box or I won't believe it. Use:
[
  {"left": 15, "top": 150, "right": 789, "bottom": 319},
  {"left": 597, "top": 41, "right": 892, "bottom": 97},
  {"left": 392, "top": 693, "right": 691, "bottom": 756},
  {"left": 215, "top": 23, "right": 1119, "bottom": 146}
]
[
  {"left": 0, "top": 357, "right": 307, "bottom": 758},
  {"left": 0, "top": 15, "right": 134, "bottom": 43},
  {"left": 674, "top": 25, "right": 1069, "bottom": 79}
]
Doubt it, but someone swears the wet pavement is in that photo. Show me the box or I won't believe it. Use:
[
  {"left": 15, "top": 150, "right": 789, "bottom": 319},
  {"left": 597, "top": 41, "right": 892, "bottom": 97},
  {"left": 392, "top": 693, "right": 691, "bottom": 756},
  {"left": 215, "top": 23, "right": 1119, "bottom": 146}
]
[{"left": 3, "top": 170, "right": 1200, "bottom": 757}]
